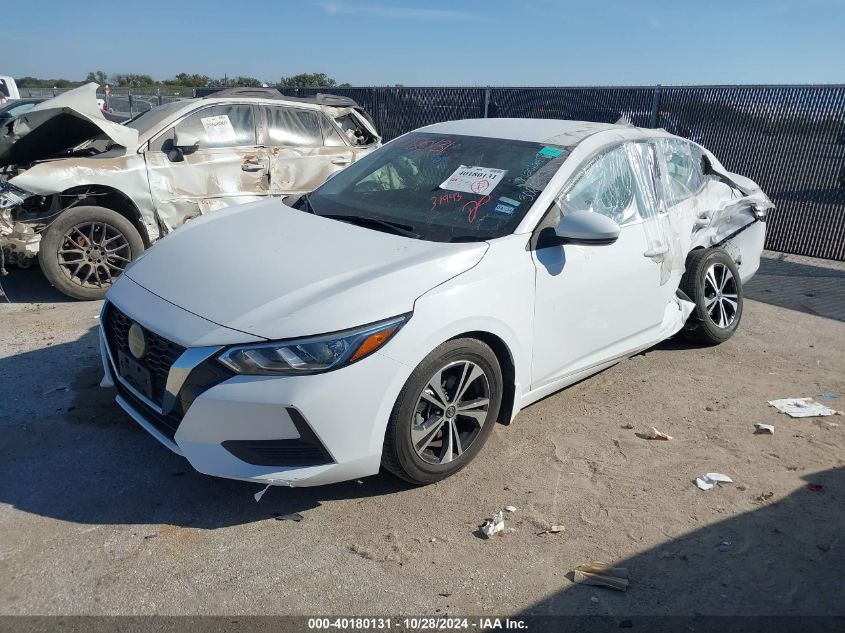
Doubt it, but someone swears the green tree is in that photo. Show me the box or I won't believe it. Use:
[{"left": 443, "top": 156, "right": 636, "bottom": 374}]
[
  {"left": 109, "top": 73, "right": 157, "bottom": 87},
  {"left": 229, "top": 76, "right": 263, "bottom": 87},
  {"left": 164, "top": 73, "right": 212, "bottom": 87},
  {"left": 279, "top": 72, "right": 338, "bottom": 88},
  {"left": 16, "top": 76, "right": 84, "bottom": 88},
  {"left": 85, "top": 70, "right": 108, "bottom": 85}
]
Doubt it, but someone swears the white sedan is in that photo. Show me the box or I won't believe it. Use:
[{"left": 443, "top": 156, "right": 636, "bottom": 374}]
[{"left": 99, "top": 119, "right": 772, "bottom": 486}]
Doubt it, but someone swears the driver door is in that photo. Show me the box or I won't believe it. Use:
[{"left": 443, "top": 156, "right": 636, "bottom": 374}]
[
  {"left": 530, "top": 142, "right": 674, "bottom": 390},
  {"left": 143, "top": 103, "right": 269, "bottom": 229}
]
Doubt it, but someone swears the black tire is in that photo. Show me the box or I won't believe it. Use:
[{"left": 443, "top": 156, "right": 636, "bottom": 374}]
[
  {"left": 39, "top": 205, "right": 145, "bottom": 301},
  {"left": 680, "top": 247, "right": 743, "bottom": 345},
  {"left": 382, "top": 338, "right": 503, "bottom": 485}
]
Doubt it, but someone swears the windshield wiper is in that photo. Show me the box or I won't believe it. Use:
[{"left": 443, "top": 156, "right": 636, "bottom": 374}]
[
  {"left": 292, "top": 193, "right": 315, "bottom": 213},
  {"left": 321, "top": 214, "right": 420, "bottom": 239}
]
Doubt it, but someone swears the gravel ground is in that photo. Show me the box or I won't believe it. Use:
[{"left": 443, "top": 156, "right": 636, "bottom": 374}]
[{"left": 0, "top": 252, "right": 843, "bottom": 617}]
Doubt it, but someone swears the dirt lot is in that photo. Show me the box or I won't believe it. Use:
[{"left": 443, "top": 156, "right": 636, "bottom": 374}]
[{"left": 1, "top": 251, "right": 843, "bottom": 618}]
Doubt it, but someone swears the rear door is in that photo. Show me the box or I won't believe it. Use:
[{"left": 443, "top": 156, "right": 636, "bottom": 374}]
[
  {"left": 261, "top": 105, "right": 354, "bottom": 195},
  {"left": 143, "top": 103, "right": 269, "bottom": 228}
]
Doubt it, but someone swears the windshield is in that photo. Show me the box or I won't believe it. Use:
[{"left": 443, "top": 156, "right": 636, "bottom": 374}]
[
  {"left": 306, "top": 132, "right": 571, "bottom": 242},
  {"left": 124, "top": 100, "right": 190, "bottom": 135}
]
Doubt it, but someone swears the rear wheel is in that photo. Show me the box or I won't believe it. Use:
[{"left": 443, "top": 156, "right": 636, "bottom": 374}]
[
  {"left": 382, "top": 338, "right": 503, "bottom": 485},
  {"left": 680, "top": 247, "right": 743, "bottom": 345},
  {"left": 39, "top": 205, "right": 145, "bottom": 300}
]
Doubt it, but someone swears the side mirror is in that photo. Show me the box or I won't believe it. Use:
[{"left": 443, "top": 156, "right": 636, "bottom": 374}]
[
  {"left": 554, "top": 209, "right": 620, "bottom": 246},
  {"left": 173, "top": 131, "right": 200, "bottom": 153}
]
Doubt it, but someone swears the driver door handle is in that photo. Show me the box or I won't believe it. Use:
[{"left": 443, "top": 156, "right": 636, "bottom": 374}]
[
  {"left": 241, "top": 160, "right": 266, "bottom": 172},
  {"left": 331, "top": 157, "right": 351, "bottom": 165}
]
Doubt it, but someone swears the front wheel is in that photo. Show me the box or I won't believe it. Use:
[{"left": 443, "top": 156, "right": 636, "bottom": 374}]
[
  {"left": 39, "top": 205, "right": 145, "bottom": 301},
  {"left": 680, "top": 247, "right": 743, "bottom": 345},
  {"left": 382, "top": 338, "right": 503, "bottom": 485}
]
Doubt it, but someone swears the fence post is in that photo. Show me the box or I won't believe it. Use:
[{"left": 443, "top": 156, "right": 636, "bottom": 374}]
[
  {"left": 484, "top": 86, "right": 491, "bottom": 118},
  {"left": 157, "top": 88, "right": 162, "bottom": 106},
  {"left": 128, "top": 88, "right": 134, "bottom": 116},
  {"left": 370, "top": 87, "right": 380, "bottom": 135},
  {"left": 649, "top": 84, "right": 662, "bottom": 128}
]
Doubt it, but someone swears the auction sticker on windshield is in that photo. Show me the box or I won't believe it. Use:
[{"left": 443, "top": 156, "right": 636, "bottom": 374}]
[
  {"left": 440, "top": 165, "right": 507, "bottom": 196},
  {"left": 201, "top": 115, "right": 237, "bottom": 144}
]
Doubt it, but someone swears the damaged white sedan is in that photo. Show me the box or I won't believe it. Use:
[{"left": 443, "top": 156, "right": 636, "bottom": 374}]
[
  {"left": 0, "top": 83, "right": 380, "bottom": 299},
  {"left": 99, "top": 118, "right": 771, "bottom": 487}
]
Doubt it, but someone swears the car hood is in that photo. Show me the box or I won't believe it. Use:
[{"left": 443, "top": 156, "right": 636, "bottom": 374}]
[
  {"left": 124, "top": 201, "right": 488, "bottom": 340},
  {"left": 0, "top": 83, "right": 137, "bottom": 167}
]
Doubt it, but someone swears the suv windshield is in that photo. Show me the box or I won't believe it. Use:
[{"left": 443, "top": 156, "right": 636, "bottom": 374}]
[{"left": 306, "top": 132, "right": 571, "bottom": 242}]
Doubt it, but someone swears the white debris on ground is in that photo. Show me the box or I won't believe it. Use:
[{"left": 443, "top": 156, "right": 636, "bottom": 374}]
[
  {"left": 645, "top": 427, "right": 673, "bottom": 440},
  {"left": 754, "top": 423, "right": 775, "bottom": 434},
  {"left": 695, "top": 473, "right": 734, "bottom": 491},
  {"left": 573, "top": 562, "right": 629, "bottom": 591},
  {"left": 481, "top": 511, "right": 505, "bottom": 538},
  {"left": 768, "top": 398, "right": 838, "bottom": 418}
]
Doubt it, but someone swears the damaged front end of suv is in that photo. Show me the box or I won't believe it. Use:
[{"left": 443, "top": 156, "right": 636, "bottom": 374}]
[
  {"left": 0, "top": 183, "right": 55, "bottom": 270},
  {"left": 0, "top": 83, "right": 148, "bottom": 297}
]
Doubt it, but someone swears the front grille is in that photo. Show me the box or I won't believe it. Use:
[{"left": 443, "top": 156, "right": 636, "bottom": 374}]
[
  {"left": 103, "top": 302, "right": 185, "bottom": 406},
  {"left": 114, "top": 379, "right": 183, "bottom": 441},
  {"left": 103, "top": 302, "right": 235, "bottom": 443}
]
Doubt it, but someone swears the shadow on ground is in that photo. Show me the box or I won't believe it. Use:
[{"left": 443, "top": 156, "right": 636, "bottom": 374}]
[
  {"left": 520, "top": 467, "right": 844, "bottom": 623},
  {"left": 744, "top": 255, "right": 845, "bottom": 322},
  {"left": 0, "top": 266, "right": 71, "bottom": 304},
  {"left": 0, "top": 326, "right": 412, "bottom": 530}
]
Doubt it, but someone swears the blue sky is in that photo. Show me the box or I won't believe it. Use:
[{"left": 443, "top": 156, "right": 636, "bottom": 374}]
[{"left": 7, "top": 0, "right": 844, "bottom": 85}]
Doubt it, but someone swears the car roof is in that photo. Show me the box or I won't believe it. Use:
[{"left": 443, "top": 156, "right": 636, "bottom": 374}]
[
  {"left": 200, "top": 88, "right": 361, "bottom": 109},
  {"left": 418, "top": 118, "right": 629, "bottom": 146}
]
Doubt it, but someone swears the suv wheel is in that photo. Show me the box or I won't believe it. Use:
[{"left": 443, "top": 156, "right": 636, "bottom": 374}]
[{"left": 39, "top": 205, "right": 145, "bottom": 300}]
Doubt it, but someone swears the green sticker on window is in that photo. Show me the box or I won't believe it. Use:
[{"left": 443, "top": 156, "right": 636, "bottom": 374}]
[{"left": 538, "top": 146, "right": 563, "bottom": 158}]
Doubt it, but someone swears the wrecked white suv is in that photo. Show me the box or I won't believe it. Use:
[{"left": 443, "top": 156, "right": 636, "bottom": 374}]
[{"left": 0, "top": 83, "right": 380, "bottom": 299}]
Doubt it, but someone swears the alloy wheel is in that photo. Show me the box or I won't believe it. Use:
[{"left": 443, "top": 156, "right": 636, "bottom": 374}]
[
  {"left": 703, "top": 262, "right": 738, "bottom": 328},
  {"left": 57, "top": 221, "right": 132, "bottom": 289},
  {"left": 411, "top": 360, "right": 491, "bottom": 465}
]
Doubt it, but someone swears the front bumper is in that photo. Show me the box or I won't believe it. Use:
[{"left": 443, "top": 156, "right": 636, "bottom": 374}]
[{"left": 99, "top": 300, "right": 413, "bottom": 487}]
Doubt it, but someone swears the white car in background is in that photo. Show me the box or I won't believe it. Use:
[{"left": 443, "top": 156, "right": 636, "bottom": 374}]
[
  {"left": 0, "top": 83, "right": 380, "bottom": 299},
  {"left": 99, "top": 118, "right": 771, "bottom": 487}
]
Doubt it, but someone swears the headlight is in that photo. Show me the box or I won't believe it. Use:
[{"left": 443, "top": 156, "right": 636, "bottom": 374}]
[
  {"left": 0, "top": 184, "right": 33, "bottom": 210},
  {"left": 217, "top": 314, "right": 410, "bottom": 376}
]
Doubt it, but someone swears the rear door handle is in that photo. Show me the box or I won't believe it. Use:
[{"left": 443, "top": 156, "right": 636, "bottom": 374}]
[
  {"left": 331, "top": 157, "right": 351, "bottom": 165},
  {"left": 643, "top": 244, "right": 669, "bottom": 258},
  {"left": 242, "top": 160, "right": 266, "bottom": 172}
]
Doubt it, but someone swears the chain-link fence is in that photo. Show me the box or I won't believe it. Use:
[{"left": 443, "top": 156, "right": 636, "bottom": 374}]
[
  {"left": 15, "top": 84, "right": 845, "bottom": 260},
  {"left": 278, "top": 85, "right": 845, "bottom": 260},
  {"left": 17, "top": 86, "right": 193, "bottom": 117}
]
